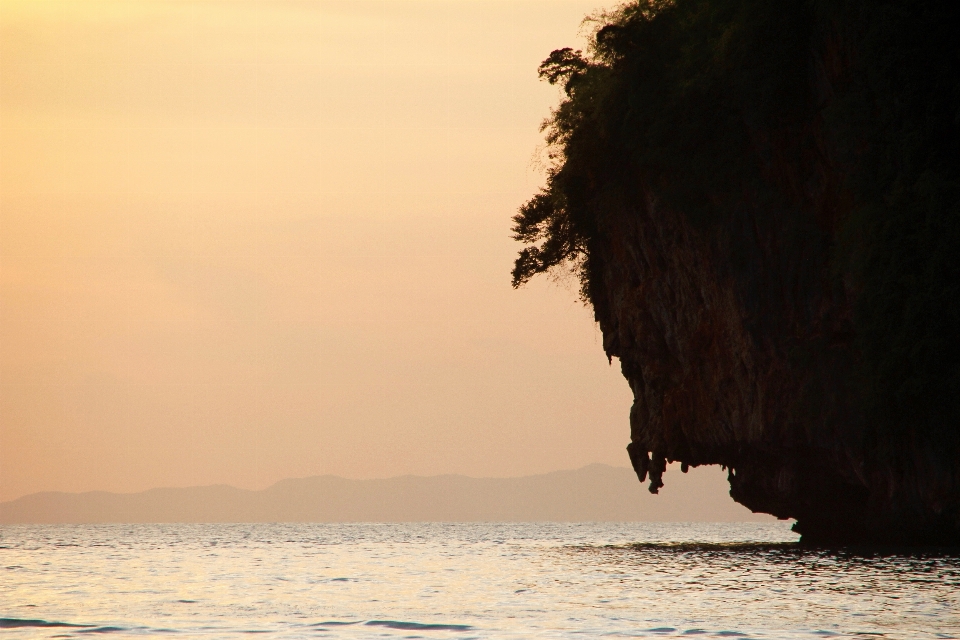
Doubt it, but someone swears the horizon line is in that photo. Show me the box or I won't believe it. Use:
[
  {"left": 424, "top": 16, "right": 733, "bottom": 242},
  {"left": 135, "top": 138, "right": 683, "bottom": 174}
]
[{"left": 3, "top": 463, "right": 647, "bottom": 504}]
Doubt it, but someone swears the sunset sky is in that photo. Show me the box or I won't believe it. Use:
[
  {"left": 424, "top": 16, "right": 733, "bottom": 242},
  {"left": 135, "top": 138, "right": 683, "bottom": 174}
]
[{"left": 0, "top": 0, "right": 643, "bottom": 502}]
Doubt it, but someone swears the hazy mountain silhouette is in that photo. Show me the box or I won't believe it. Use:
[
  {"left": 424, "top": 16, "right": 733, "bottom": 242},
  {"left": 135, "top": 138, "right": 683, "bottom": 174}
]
[{"left": 0, "top": 464, "right": 776, "bottom": 524}]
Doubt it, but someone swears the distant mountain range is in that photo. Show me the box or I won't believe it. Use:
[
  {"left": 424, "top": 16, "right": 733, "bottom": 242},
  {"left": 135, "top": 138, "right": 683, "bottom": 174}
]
[{"left": 0, "top": 464, "right": 776, "bottom": 524}]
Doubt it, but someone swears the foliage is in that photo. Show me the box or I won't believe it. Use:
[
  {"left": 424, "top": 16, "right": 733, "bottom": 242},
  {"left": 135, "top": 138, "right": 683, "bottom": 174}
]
[
  {"left": 511, "top": 0, "right": 814, "bottom": 297},
  {"left": 513, "top": 0, "right": 960, "bottom": 445},
  {"left": 830, "top": 0, "right": 960, "bottom": 445}
]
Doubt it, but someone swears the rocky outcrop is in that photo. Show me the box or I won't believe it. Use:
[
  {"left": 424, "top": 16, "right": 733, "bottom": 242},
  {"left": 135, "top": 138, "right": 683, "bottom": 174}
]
[
  {"left": 587, "top": 26, "right": 960, "bottom": 545},
  {"left": 596, "top": 182, "right": 959, "bottom": 545},
  {"left": 515, "top": 0, "right": 960, "bottom": 546}
]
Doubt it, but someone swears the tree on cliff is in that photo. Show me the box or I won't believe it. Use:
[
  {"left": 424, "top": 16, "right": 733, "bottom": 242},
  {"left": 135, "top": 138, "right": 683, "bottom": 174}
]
[{"left": 514, "top": 0, "right": 960, "bottom": 453}]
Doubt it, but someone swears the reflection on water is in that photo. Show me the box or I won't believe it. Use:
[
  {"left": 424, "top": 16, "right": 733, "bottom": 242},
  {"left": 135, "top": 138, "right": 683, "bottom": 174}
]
[{"left": 0, "top": 523, "right": 957, "bottom": 639}]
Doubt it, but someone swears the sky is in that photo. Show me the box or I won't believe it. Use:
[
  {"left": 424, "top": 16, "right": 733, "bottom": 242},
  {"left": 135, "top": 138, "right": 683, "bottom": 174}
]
[{"left": 0, "top": 0, "right": 675, "bottom": 503}]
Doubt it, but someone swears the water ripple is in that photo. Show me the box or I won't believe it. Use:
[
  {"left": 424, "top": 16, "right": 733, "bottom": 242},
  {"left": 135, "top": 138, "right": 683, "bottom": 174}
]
[
  {"left": 364, "top": 620, "right": 473, "bottom": 631},
  {"left": 0, "top": 523, "right": 957, "bottom": 639},
  {"left": 0, "top": 618, "right": 94, "bottom": 629}
]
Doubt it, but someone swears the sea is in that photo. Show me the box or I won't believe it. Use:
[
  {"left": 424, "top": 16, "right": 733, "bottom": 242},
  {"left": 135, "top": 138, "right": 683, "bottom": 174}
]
[{"left": 1, "top": 522, "right": 958, "bottom": 639}]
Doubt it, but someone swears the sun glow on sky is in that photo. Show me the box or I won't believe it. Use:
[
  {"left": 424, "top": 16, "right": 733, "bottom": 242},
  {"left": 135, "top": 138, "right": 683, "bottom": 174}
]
[{"left": 0, "top": 0, "right": 637, "bottom": 501}]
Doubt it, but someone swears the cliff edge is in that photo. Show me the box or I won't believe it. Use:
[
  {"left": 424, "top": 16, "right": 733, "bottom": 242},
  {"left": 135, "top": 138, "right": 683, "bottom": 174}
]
[{"left": 513, "top": 0, "right": 960, "bottom": 545}]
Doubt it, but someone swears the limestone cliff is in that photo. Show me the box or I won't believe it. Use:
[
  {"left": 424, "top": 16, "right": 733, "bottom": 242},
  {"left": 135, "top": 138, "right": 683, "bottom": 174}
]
[{"left": 514, "top": 0, "right": 960, "bottom": 545}]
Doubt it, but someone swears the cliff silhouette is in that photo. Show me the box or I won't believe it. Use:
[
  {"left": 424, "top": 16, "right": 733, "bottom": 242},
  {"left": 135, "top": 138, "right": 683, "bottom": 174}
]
[{"left": 514, "top": 0, "right": 960, "bottom": 545}]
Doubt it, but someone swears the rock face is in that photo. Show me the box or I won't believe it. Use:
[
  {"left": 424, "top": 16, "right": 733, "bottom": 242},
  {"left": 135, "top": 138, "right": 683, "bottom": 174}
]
[
  {"left": 599, "top": 188, "right": 960, "bottom": 544},
  {"left": 586, "top": 34, "right": 960, "bottom": 546},
  {"left": 593, "top": 181, "right": 953, "bottom": 545},
  {"left": 513, "top": 0, "right": 960, "bottom": 545}
]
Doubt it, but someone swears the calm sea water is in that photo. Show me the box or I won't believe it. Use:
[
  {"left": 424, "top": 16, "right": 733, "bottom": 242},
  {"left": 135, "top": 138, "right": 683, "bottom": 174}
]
[{"left": 1, "top": 523, "right": 958, "bottom": 639}]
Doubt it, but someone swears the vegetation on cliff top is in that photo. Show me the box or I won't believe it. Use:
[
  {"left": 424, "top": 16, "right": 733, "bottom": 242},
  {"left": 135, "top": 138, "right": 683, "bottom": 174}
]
[{"left": 513, "top": 0, "right": 960, "bottom": 446}]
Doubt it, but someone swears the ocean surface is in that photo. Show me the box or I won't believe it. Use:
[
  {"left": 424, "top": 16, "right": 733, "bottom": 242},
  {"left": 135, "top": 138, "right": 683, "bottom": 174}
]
[{"left": 1, "top": 523, "right": 958, "bottom": 639}]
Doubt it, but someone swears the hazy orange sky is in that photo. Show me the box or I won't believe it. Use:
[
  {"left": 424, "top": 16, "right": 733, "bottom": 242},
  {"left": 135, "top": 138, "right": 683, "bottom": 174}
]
[{"left": 0, "top": 0, "right": 645, "bottom": 502}]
